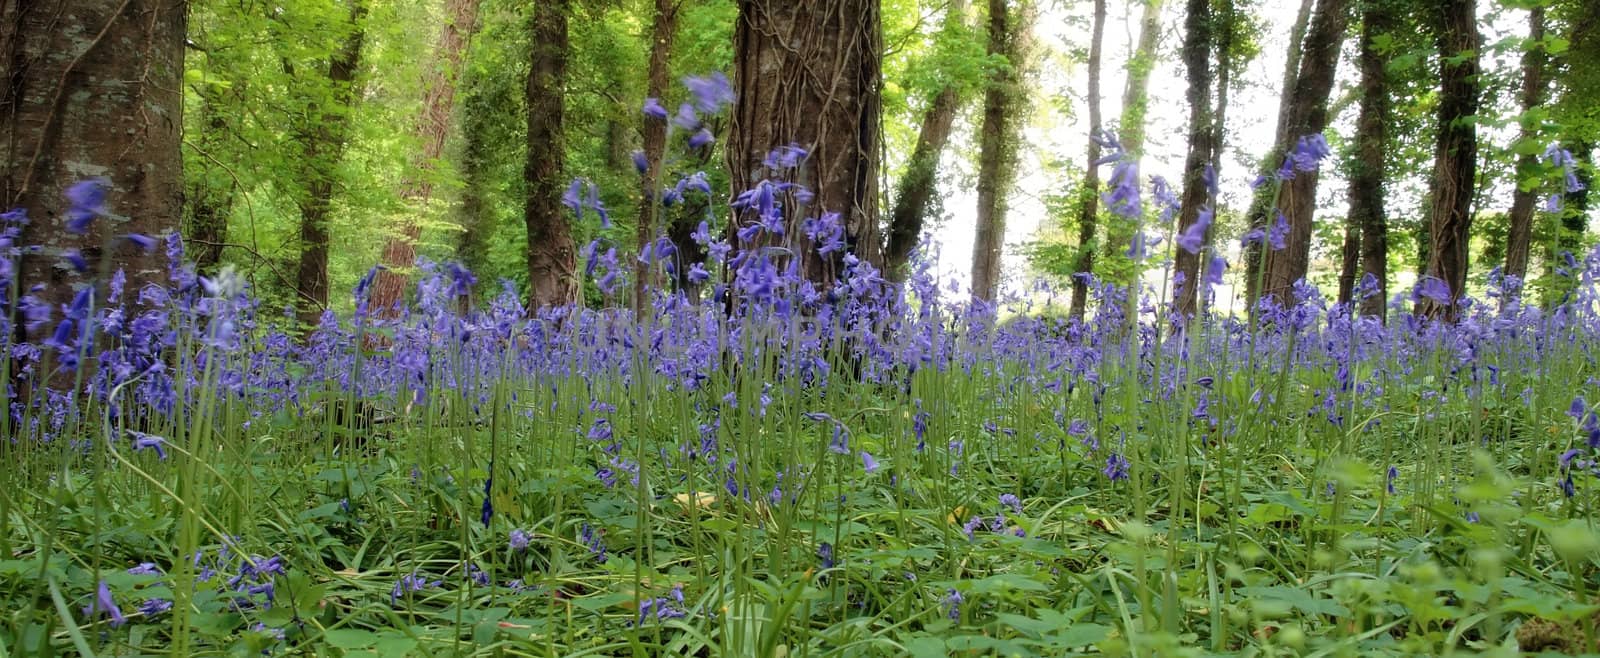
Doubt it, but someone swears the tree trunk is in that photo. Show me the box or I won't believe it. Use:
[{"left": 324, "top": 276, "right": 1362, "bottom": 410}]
[
  {"left": 970, "top": 0, "right": 1030, "bottom": 301},
  {"left": 1336, "top": 222, "right": 1360, "bottom": 303},
  {"left": 1243, "top": 0, "right": 1314, "bottom": 306},
  {"left": 1172, "top": 0, "right": 1215, "bottom": 318},
  {"left": 1351, "top": 0, "right": 1393, "bottom": 319},
  {"left": 1503, "top": 6, "right": 1546, "bottom": 283},
  {"left": 455, "top": 81, "right": 494, "bottom": 278},
  {"left": 1, "top": 0, "right": 185, "bottom": 333},
  {"left": 727, "top": 0, "right": 884, "bottom": 283},
  {"left": 369, "top": 0, "right": 482, "bottom": 317},
  {"left": 886, "top": 0, "right": 969, "bottom": 279},
  {"left": 1101, "top": 0, "right": 1164, "bottom": 277},
  {"left": 1067, "top": 0, "right": 1108, "bottom": 322},
  {"left": 1417, "top": 0, "right": 1479, "bottom": 320},
  {"left": 526, "top": 0, "right": 578, "bottom": 308},
  {"left": 292, "top": 2, "right": 368, "bottom": 328},
  {"left": 1256, "top": 0, "right": 1349, "bottom": 308},
  {"left": 186, "top": 100, "right": 235, "bottom": 275},
  {"left": 1200, "top": 0, "right": 1233, "bottom": 317},
  {"left": 634, "top": 0, "right": 677, "bottom": 312}
]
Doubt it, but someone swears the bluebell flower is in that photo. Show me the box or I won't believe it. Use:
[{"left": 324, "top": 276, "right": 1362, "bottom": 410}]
[
  {"left": 1204, "top": 255, "right": 1227, "bottom": 288},
  {"left": 1289, "top": 133, "right": 1331, "bottom": 172},
  {"left": 672, "top": 103, "right": 700, "bottom": 131},
  {"left": 683, "top": 72, "right": 734, "bottom": 113},
  {"left": 480, "top": 475, "right": 494, "bottom": 527},
  {"left": 1177, "top": 207, "right": 1213, "bottom": 254},
  {"left": 1268, "top": 210, "right": 1289, "bottom": 251},
  {"left": 390, "top": 572, "right": 440, "bottom": 605},
  {"left": 1000, "top": 493, "right": 1022, "bottom": 514},
  {"left": 1413, "top": 276, "right": 1451, "bottom": 304},
  {"left": 65, "top": 179, "right": 106, "bottom": 234},
  {"left": 688, "top": 128, "right": 715, "bottom": 149},
  {"left": 123, "top": 233, "right": 158, "bottom": 253},
  {"left": 562, "top": 179, "right": 584, "bottom": 218},
  {"left": 1103, "top": 452, "right": 1130, "bottom": 481},
  {"left": 642, "top": 97, "right": 668, "bottom": 119},
  {"left": 61, "top": 248, "right": 88, "bottom": 273},
  {"left": 138, "top": 598, "right": 172, "bottom": 616},
  {"left": 687, "top": 262, "right": 710, "bottom": 285},
  {"left": 129, "top": 431, "right": 167, "bottom": 459},
  {"left": 943, "top": 589, "right": 963, "bottom": 620},
  {"left": 82, "top": 580, "right": 125, "bottom": 627}
]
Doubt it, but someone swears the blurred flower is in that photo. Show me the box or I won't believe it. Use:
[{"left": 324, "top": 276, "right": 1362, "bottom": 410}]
[
  {"left": 642, "top": 97, "right": 668, "bottom": 119},
  {"left": 82, "top": 580, "right": 125, "bottom": 627},
  {"left": 65, "top": 179, "right": 107, "bottom": 234},
  {"left": 683, "top": 72, "right": 734, "bottom": 113}
]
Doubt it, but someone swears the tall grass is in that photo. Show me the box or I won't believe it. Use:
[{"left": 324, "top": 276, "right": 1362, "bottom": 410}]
[{"left": 2, "top": 130, "right": 1599, "bottom": 655}]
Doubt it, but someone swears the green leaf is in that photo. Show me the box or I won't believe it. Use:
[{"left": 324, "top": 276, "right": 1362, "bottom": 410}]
[
  {"left": 1049, "top": 623, "right": 1111, "bottom": 648},
  {"left": 904, "top": 636, "right": 946, "bottom": 658},
  {"left": 322, "top": 628, "right": 380, "bottom": 650}
]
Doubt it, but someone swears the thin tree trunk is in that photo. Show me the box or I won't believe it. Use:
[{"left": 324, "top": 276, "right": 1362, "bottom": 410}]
[
  {"left": 1102, "top": 0, "right": 1164, "bottom": 276},
  {"left": 1243, "top": 0, "right": 1314, "bottom": 306},
  {"left": 456, "top": 81, "right": 493, "bottom": 277},
  {"left": 187, "top": 99, "right": 235, "bottom": 275},
  {"left": 1256, "top": 0, "right": 1349, "bottom": 308},
  {"left": 1067, "top": 0, "right": 1108, "bottom": 322},
  {"left": 634, "top": 0, "right": 677, "bottom": 312},
  {"left": 728, "top": 0, "right": 884, "bottom": 284},
  {"left": 526, "top": 0, "right": 578, "bottom": 308},
  {"left": 1352, "top": 0, "right": 1393, "bottom": 319},
  {"left": 886, "top": 0, "right": 970, "bottom": 279},
  {"left": 369, "top": 0, "right": 483, "bottom": 316},
  {"left": 970, "top": 0, "right": 1031, "bottom": 301},
  {"left": 1503, "top": 6, "right": 1546, "bottom": 282},
  {"left": 1336, "top": 222, "right": 1360, "bottom": 303},
  {"left": 293, "top": 2, "right": 368, "bottom": 327},
  {"left": 1200, "top": 0, "right": 1232, "bottom": 317},
  {"left": 1, "top": 0, "right": 185, "bottom": 332},
  {"left": 1172, "top": 0, "right": 1214, "bottom": 318},
  {"left": 1418, "top": 0, "right": 1480, "bottom": 320}
]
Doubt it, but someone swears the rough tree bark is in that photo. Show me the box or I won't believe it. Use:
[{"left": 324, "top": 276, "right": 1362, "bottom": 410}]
[
  {"left": 1, "top": 0, "right": 185, "bottom": 330},
  {"left": 970, "top": 0, "right": 1030, "bottom": 301},
  {"left": 291, "top": 1, "right": 368, "bottom": 327},
  {"left": 885, "top": 0, "right": 969, "bottom": 279},
  {"left": 526, "top": 0, "right": 578, "bottom": 308},
  {"left": 727, "top": 0, "right": 884, "bottom": 282},
  {"left": 369, "top": 0, "right": 482, "bottom": 316},
  {"left": 1243, "top": 0, "right": 1314, "bottom": 305},
  {"left": 634, "top": 0, "right": 677, "bottom": 312},
  {"left": 1503, "top": 6, "right": 1547, "bottom": 283},
  {"left": 1067, "top": 0, "right": 1107, "bottom": 322},
  {"left": 1349, "top": 0, "right": 1393, "bottom": 319},
  {"left": 1417, "top": 0, "right": 1479, "bottom": 320},
  {"left": 1101, "top": 0, "right": 1164, "bottom": 276},
  {"left": 1172, "top": 0, "right": 1215, "bottom": 318},
  {"left": 1199, "top": 0, "right": 1233, "bottom": 317},
  {"left": 1254, "top": 0, "right": 1349, "bottom": 308}
]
